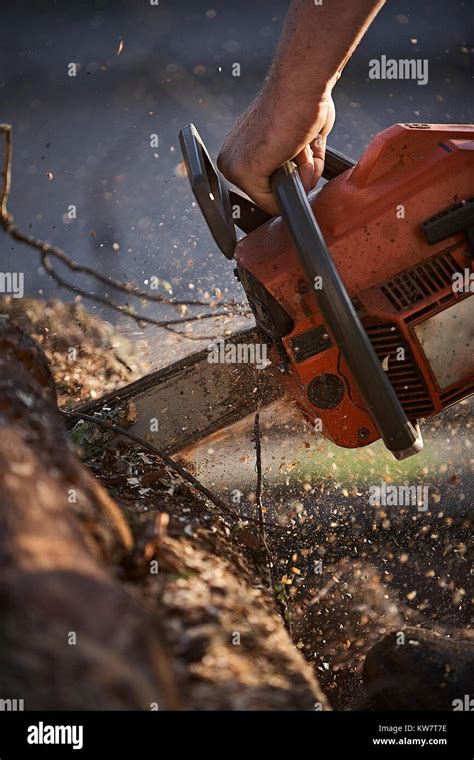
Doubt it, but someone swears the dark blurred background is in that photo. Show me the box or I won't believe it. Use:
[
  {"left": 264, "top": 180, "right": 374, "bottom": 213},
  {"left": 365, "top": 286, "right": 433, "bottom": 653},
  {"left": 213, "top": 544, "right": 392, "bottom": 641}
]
[{"left": 0, "top": 0, "right": 473, "bottom": 319}]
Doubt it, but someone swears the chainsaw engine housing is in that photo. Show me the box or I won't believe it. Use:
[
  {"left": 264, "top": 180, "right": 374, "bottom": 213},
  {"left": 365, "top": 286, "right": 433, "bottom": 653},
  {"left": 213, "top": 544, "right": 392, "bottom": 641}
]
[{"left": 235, "top": 124, "right": 474, "bottom": 449}]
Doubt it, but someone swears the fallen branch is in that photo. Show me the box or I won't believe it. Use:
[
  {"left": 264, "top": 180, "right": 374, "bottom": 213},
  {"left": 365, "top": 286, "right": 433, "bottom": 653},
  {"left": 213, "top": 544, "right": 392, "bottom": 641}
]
[
  {"left": 253, "top": 410, "right": 273, "bottom": 583},
  {"left": 0, "top": 320, "right": 329, "bottom": 711},
  {"left": 0, "top": 123, "right": 250, "bottom": 339},
  {"left": 63, "top": 408, "right": 244, "bottom": 524}
]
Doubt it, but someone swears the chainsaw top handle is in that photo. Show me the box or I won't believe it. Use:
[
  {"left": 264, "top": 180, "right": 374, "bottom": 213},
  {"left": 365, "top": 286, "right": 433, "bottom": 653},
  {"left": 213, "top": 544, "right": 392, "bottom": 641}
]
[
  {"left": 178, "top": 123, "right": 355, "bottom": 258},
  {"left": 270, "top": 162, "right": 423, "bottom": 460}
]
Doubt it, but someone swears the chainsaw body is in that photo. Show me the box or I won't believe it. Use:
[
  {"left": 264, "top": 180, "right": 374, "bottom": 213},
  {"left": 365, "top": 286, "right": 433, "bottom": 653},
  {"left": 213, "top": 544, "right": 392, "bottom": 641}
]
[{"left": 180, "top": 123, "right": 474, "bottom": 457}]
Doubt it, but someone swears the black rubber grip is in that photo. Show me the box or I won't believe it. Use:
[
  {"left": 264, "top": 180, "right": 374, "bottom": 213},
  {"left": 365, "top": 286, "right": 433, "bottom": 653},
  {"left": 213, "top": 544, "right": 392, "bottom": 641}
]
[
  {"left": 227, "top": 147, "right": 355, "bottom": 232},
  {"left": 323, "top": 146, "right": 355, "bottom": 180},
  {"left": 270, "top": 162, "right": 421, "bottom": 456}
]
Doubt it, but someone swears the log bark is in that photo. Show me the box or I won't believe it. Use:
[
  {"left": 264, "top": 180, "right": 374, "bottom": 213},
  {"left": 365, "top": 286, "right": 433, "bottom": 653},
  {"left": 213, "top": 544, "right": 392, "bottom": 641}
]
[
  {"left": 0, "top": 323, "right": 178, "bottom": 710},
  {"left": 0, "top": 318, "right": 329, "bottom": 711}
]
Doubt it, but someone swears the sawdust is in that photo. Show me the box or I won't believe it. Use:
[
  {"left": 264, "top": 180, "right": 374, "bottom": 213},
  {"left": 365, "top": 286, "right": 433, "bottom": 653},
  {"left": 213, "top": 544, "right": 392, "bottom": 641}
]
[
  {"left": 5, "top": 297, "right": 471, "bottom": 710},
  {"left": 0, "top": 297, "right": 142, "bottom": 406},
  {"left": 84, "top": 438, "right": 328, "bottom": 709}
]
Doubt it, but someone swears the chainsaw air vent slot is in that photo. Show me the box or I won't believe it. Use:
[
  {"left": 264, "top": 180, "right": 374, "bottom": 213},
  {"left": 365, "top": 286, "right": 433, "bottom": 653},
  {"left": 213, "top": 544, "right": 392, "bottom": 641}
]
[
  {"left": 440, "top": 382, "right": 474, "bottom": 408},
  {"left": 380, "top": 252, "right": 461, "bottom": 311},
  {"left": 364, "top": 322, "right": 435, "bottom": 418}
]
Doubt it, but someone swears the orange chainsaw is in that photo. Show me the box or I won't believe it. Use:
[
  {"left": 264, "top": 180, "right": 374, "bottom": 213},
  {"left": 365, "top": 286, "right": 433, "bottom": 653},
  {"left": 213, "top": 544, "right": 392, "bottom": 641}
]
[{"left": 75, "top": 122, "right": 474, "bottom": 460}]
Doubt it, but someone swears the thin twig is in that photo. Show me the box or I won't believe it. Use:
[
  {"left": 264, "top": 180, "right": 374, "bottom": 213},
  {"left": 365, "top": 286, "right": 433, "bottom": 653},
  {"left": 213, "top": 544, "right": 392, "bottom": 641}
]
[
  {"left": 253, "top": 410, "right": 273, "bottom": 584},
  {"left": 64, "top": 409, "right": 248, "bottom": 524},
  {"left": 62, "top": 408, "right": 291, "bottom": 534},
  {"left": 253, "top": 411, "right": 293, "bottom": 631},
  {"left": 0, "top": 124, "right": 250, "bottom": 339},
  {"left": 41, "top": 250, "right": 240, "bottom": 336},
  {"left": 63, "top": 408, "right": 240, "bottom": 519},
  {"left": 0, "top": 124, "right": 12, "bottom": 221}
]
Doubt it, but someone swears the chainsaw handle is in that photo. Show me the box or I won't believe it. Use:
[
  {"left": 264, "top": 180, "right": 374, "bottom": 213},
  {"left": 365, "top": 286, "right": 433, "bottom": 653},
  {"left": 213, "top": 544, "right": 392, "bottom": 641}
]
[
  {"left": 179, "top": 123, "right": 237, "bottom": 259},
  {"left": 179, "top": 123, "right": 356, "bottom": 253},
  {"left": 323, "top": 146, "right": 355, "bottom": 180},
  {"left": 270, "top": 162, "right": 423, "bottom": 459}
]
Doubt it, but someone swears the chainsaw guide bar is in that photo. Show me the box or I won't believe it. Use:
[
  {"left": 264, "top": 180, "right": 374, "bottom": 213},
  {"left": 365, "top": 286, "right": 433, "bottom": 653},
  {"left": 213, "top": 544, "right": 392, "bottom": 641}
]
[{"left": 70, "top": 328, "right": 284, "bottom": 454}]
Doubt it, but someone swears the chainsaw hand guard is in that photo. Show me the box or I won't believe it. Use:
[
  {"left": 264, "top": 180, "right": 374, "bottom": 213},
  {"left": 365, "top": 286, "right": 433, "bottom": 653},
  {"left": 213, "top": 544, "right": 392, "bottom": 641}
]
[
  {"left": 270, "top": 161, "right": 423, "bottom": 459},
  {"left": 179, "top": 123, "right": 356, "bottom": 257},
  {"left": 179, "top": 123, "right": 237, "bottom": 258}
]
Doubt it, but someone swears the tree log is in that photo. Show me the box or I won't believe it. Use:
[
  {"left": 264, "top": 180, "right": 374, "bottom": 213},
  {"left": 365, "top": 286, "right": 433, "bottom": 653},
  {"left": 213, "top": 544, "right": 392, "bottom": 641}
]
[
  {"left": 0, "top": 318, "right": 329, "bottom": 711},
  {"left": 0, "top": 323, "right": 178, "bottom": 710}
]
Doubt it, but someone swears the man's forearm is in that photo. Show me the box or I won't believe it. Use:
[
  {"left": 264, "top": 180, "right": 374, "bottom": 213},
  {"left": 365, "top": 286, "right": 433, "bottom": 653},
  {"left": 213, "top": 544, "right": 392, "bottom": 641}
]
[
  {"left": 265, "top": 0, "right": 386, "bottom": 112},
  {"left": 218, "top": 0, "right": 386, "bottom": 214}
]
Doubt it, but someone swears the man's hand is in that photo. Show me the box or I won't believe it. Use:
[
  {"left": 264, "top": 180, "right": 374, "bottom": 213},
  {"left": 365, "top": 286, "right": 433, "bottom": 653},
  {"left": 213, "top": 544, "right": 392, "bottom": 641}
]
[
  {"left": 218, "top": 86, "right": 336, "bottom": 216},
  {"left": 217, "top": 0, "right": 386, "bottom": 215}
]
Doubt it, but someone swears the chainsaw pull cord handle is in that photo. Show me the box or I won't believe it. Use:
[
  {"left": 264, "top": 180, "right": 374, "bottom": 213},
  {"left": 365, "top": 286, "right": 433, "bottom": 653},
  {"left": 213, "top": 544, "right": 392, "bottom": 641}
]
[{"left": 270, "top": 161, "right": 423, "bottom": 459}]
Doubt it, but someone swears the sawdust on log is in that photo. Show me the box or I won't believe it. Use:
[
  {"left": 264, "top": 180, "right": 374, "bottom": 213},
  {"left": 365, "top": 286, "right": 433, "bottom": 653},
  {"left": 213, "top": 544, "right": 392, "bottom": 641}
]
[
  {"left": 0, "top": 297, "right": 142, "bottom": 407},
  {"left": 3, "top": 298, "right": 326, "bottom": 709},
  {"left": 4, "top": 298, "right": 471, "bottom": 711},
  {"left": 85, "top": 438, "right": 328, "bottom": 710}
]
